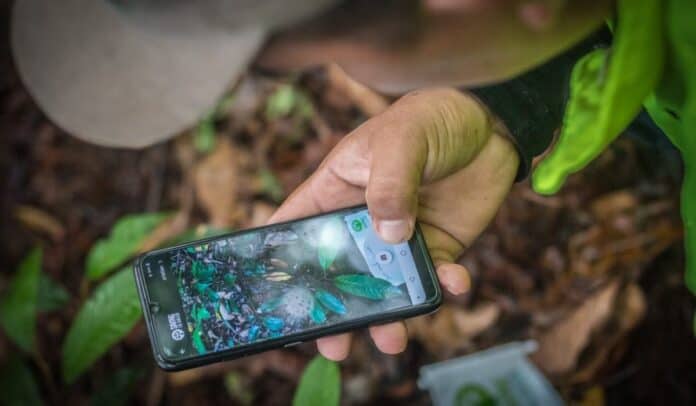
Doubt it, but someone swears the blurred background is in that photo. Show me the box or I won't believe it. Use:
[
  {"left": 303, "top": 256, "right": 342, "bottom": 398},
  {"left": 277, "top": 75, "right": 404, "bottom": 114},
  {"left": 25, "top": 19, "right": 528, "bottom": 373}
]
[{"left": 1, "top": 1, "right": 696, "bottom": 405}]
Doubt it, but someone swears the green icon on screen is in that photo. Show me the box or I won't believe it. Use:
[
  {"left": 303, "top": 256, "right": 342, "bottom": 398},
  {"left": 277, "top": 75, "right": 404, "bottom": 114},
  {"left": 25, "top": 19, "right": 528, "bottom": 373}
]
[{"left": 351, "top": 219, "right": 363, "bottom": 232}]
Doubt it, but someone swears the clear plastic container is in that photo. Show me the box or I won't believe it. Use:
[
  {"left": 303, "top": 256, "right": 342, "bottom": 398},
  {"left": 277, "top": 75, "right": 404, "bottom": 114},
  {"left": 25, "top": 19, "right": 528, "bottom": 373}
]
[{"left": 418, "top": 341, "right": 564, "bottom": 406}]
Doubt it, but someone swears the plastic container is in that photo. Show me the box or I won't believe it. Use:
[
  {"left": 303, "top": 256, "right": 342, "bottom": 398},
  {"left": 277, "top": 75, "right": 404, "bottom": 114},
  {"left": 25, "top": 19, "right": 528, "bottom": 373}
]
[{"left": 418, "top": 341, "right": 563, "bottom": 406}]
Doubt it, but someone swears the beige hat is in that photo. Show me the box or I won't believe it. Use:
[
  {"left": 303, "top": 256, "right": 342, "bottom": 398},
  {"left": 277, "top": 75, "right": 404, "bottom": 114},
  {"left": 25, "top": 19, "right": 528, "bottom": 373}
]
[{"left": 11, "top": 0, "right": 337, "bottom": 148}]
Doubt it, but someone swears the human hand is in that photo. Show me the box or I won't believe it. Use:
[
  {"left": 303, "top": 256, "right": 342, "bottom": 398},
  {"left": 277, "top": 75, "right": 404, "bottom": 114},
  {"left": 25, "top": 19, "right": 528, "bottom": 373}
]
[
  {"left": 268, "top": 88, "right": 519, "bottom": 360},
  {"left": 425, "top": 0, "right": 569, "bottom": 31}
]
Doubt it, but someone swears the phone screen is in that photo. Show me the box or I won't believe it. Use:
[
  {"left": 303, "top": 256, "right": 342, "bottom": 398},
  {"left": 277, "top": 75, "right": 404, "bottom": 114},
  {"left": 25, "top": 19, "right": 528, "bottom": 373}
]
[{"left": 139, "top": 207, "right": 437, "bottom": 362}]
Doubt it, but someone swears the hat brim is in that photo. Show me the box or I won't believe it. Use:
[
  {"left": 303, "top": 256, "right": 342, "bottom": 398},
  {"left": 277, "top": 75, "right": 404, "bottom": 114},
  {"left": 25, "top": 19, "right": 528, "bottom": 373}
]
[{"left": 12, "top": 0, "right": 266, "bottom": 148}]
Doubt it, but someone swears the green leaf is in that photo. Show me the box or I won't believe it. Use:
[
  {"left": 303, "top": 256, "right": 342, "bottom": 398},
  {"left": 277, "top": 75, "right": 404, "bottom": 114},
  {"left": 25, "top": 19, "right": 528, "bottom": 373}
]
[
  {"left": 62, "top": 268, "right": 142, "bottom": 383},
  {"left": 668, "top": 0, "right": 696, "bottom": 298},
  {"left": 292, "top": 356, "right": 340, "bottom": 406},
  {"left": 225, "top": 371, "right": 253, "bottom": 406},
  {"left": 89, "top": 367, "right": 144, "bottom": 406},
  {"left": 192, "top": 261, "right": 215, "bottom": 282},
  {"left": 315, "top": 290, "right": 346, "bottom": 315},
  {"left": 192, "top": 325, "right": 207, "bottom": 355},
  {"left": 194, "top": 113, "right": 217, "bottom": 154},
  {"left": 317, "top": 219, "right": 343, "bottom": 271},
  {"left": 0, "top": 355, "right": 43, "bottom": 406},
  {"left": 258, "top": 169, "right": 284, "bottom": 203},
  {"left": 533, "top": 0, "right": 664, "bottom": 194},
  {"left": 0, "top": 248, "right": 42, "bottom": 353},
  {"left": 259, "top": 297, "right": 282, "bottom": 313},
  {"left": 266, "top": 85, "right": 297, "bottom": 119},
  {"left": 86, "top": 212, "right": 170, "bottom": 280},
  {"left": 265, "top": 84, "right": 314, "bottom": 120},
  {"left": 37, "top": 274, "right": 70, "bottom": 312},
  {"left": 333, "top": 274, "right": 402, "bottom": 300},
  {"left": 310, "top": 300, "right": 327, "bottom": 324}
]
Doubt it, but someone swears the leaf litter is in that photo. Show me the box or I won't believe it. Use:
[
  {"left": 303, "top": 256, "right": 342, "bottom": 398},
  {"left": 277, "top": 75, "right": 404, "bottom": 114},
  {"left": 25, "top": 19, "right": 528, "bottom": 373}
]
[{"left": 1, "top": 55, "right": 694, "bottom": 405}]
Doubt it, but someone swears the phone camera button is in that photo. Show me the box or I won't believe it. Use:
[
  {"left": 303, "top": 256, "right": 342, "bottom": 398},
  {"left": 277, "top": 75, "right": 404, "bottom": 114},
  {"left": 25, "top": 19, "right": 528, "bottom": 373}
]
[{"left": 376, "top": 250, "right": 393, "bottom": 265}]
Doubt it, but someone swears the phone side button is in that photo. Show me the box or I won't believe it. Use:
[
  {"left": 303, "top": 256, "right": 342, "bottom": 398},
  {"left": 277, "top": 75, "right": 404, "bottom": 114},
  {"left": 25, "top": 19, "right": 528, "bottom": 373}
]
[{"left": 284, "top": 341, "right": 303, "bottom": 348}]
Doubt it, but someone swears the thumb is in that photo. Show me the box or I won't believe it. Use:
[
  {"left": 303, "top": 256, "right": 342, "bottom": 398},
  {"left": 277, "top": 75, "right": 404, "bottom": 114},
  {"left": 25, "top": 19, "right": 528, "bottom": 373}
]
[
  {"left": 364, "top": 88, "right": 491, "bottom": 243},
  {"left": 365, "top": 128, "right": 425, "bottom": 243}
]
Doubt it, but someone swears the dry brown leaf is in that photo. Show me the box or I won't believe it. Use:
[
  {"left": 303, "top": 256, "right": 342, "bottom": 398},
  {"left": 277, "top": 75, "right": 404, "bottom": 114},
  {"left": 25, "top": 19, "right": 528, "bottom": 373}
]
[
  {"left": 590, "top": 190, "right": 637, "bottom": 221},
  {"left": 407, "top": 303, "right": 499, "bottom": 356},
  {"left": 532, "top": 280, "right": 620, "bottom": 375},
  {"left": 247, "top": 201, "right": 277, "bottom": 228},
  {"left": 326, "top": 63, "right": 389, "bottom": 117},
  {"left": 14, "top": 205, "right": 65, "bottom": 240},
  {"left": 194, "top": 140, "right": 245, "bottom": 227},
  {"left": 570, "top": 283, "right": 646, "bottom": 384}
]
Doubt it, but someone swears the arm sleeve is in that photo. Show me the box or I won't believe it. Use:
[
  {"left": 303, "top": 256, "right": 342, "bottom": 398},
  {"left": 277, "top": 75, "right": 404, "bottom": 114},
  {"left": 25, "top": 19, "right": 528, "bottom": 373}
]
[{"left": 468, "top": 31, "right": 607, "bottom": 181}]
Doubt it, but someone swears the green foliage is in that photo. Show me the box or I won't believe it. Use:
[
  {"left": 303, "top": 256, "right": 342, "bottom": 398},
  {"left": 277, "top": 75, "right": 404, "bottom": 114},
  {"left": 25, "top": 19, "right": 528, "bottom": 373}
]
[
  {"left": 532, "top": 0, "right": 696, "bottom": 321},
  {"left": 192, "top": 325, "right": 207, "bottom": 354},
  {"left": 194, "top": 112, "right": 216, "bottom": 153},
  {"left": 315, "top": 290, "right": 346, "bottom": 315},
  {"left": 265, "top": 84, "right": 314, "bottom": 120},
  {"left": 89, "top": 367, "right": 144, "bottom": 406},
  {"left": 258, "top": 169, "right": 284, "bottom": 203},
  {"left": 292, "top": 355, "right": 341, "bottom": 406},
  {"left": 666, "top": 0, "right": 696, "bottom": 297},
  {"left": 533, "top": 0, "right": 664, "bottom": 194},
  {"left": 86, "top": 212, "right": 170, "bottom": 280},
  {"left": 317, "top": 220, "right": 343, "bottom": 272},
  {"left": 318, "top": 245, "right": 338, "bottom": 272},
  {"left": 224, "top": 371, "right": 253, "bottom": 406},
  {"left": 62, "top": 268, "right": 142, "bottom": 383},
  {"left": 0, "top": 356, "right": 43, "bottom": 406},
  {"left": 0, "top": 248, "right": 42, "bottom": 353},
  {"left": 37, "top": 274, "right": 70, "bottom": 312},
  {"left": 259, "top": 296, "right": 282, "bottom": 313},
  {"left": 334, "top": 274, "right": 402, "bottom": 300},
  {"left": 310, "top": 299, "right": 327, "bottom": 324}
]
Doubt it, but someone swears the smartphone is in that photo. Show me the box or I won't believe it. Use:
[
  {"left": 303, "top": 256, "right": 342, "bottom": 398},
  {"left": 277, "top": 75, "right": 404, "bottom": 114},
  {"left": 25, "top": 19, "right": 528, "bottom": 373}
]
[{"left": 133, "top": 205, "right": 441, "bottom": 370}]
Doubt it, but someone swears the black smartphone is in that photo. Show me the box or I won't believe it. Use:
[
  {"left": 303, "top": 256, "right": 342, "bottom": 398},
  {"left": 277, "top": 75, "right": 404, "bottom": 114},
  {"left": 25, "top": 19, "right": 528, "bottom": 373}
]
[{"left": 133, "top": 205, "right": 441, "bottom": 371}]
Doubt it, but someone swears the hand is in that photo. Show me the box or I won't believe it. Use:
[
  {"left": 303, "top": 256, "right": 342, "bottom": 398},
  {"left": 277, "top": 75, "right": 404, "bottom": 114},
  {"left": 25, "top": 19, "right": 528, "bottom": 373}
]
[
  {"left": 426, "top": 0, "right": 569, "bottom": 31},
  {"left": 268, "top": 88, "right": 519, "bottom": 360}
]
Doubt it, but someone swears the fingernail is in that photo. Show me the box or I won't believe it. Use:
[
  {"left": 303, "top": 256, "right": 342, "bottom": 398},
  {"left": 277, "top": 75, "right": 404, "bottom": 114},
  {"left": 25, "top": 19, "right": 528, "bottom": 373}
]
[{"left": 376, "top": 219, "right": 412, "bottom": 243}]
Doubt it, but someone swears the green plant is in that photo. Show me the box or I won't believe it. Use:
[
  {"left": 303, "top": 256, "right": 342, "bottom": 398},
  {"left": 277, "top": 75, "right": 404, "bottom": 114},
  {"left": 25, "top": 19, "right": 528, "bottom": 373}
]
[
  {"left": 292, "top": 355, "right": 341, "bottom": 406},
  {"left": 62, "top": 267, "right": 142, "bottom": 383},
  {"left": 0, "top": 248, "right": 42, "bottom": 353},
  {"left": 86, "top": 212, "right": 171, "bottom": 280},
  {"left": 532, "top": 0, "right": 696, "bottom": 319}
]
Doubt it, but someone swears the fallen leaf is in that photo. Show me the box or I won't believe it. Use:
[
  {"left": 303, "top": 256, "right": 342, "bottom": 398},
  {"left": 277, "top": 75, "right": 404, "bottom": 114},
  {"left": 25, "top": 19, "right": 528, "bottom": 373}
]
[
  {"left": 532, "top": 280, "right": 620, "bottom": 375},
  {"left": 326, "top": 63, "right": 389, "bottom": 117},
  {"left": 194, "top": 140, "right": 246, "bottom": 227},
  {"left": 570, "top": 283, "right": 646, "bottom": 384},
  {"left": 407, "top": 303, "right": 499, "bottom": 356},
  {"left": 248, "top": 201, "right": 277, "bottom": 228},
  {"left": 14, "top": 205, "right": 65, "bottom": 240},
  {"left": 590, "top": 190, "right": 637, "bottom": 221}
]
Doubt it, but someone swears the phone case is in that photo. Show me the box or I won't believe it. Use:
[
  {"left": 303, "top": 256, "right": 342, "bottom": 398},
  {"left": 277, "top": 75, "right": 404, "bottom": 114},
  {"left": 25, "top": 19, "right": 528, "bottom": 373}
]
[{"left": 133, "top": 208, "right": 442, "bottom": 371}]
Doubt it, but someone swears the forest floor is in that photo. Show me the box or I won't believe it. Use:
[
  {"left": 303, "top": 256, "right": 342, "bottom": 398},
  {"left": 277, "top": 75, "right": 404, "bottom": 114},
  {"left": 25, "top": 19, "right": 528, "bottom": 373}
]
[{"left": 2, "top": 3, "right": 696, "bottom": 405}]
